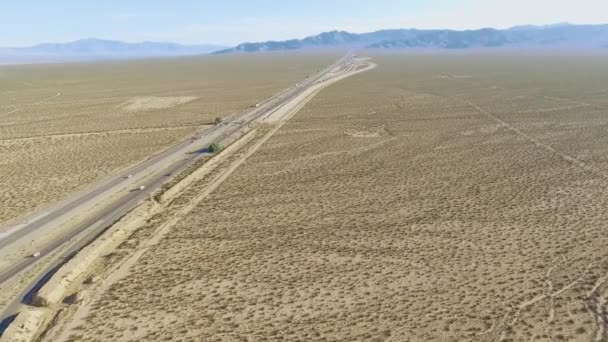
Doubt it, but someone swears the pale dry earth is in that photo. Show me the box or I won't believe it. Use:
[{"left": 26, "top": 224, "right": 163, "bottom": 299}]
[
  {"left": 118, "top": 96, "right": 199, "bottom": 112},
  {"left": 0, "top": 53, "right": 336, "bottom": 225},
  {"left": 41, "top": 52, "right": 608, "bottom": 341}
]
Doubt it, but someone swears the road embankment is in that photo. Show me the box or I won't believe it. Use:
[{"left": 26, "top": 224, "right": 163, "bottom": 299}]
[
  {"left": 0, "top": 128, "right": 261, "bottom": 342},
  {"left": 0, "top": 57, "right": 377, "bottom": 342}
]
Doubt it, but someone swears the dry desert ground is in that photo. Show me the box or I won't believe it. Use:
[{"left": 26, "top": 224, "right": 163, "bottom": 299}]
[
  {"left": 41, "top": 52, "right": 608, "bottom": 341},
  {"left": 0, "top": 53, "right": 335, "bottom": 226}
]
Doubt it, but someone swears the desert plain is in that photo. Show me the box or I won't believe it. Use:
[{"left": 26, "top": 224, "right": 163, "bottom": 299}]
[
  {"left": 0, "top": 53, "right": 335, "bottom": 226},
  {"left": 26, "top": 51, "right": 608, "bottom": 342}
]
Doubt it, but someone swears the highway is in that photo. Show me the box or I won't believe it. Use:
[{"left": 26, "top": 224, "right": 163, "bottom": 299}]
[{"left": 0, "top": 53, "right": 357, "bottom": 324}]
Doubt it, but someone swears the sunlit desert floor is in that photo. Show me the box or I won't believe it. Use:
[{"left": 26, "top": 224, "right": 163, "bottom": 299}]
[
  {"left": 0, "top": 53, "right": 335, "bottom": 225},
  {"left": 53, "top": 52, "right": 608, "bottom": 341}
]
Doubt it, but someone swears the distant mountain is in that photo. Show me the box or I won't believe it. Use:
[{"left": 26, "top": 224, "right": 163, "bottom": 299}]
[
  {"left": 0, "top": 38, "right": 228, "bottom": 63},
  {"left": 215, "top": 23, "right": 608, "bottom": 54}
]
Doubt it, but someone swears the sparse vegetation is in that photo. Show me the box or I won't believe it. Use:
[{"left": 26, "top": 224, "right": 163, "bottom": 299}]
[
  {"left": 208, "top": 143, "right": 223, "bottom": 153},
  {"left": 0, "top": 53, "right": 336, "bottom": 225},
  {"left": 44, "top": 52, "right": 608, "bottom": 341}
]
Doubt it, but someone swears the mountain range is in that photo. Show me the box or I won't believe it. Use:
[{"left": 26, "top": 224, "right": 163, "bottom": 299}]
[
  {"left": 2, "top": 23, "right": 607, "bottom": 64},
  {"left": 0, "top": 38, "right": 228, "bottom": 64},
  {"left": 215, "top": 23, "right": 608, "bottom": 54}
]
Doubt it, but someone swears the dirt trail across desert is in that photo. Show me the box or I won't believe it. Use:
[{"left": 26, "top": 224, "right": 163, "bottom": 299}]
[
  {"left": 0, "top": 92, "right": 62, "bottom": 119},
  {"left": 0, "top": 124, "right": 206, "bottom": 144}
]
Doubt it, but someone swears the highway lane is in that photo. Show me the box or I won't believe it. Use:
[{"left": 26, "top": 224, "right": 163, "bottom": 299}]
[
  {"left": 0, "top": 121, "right": 221, "bottom": 324},
  {"left": 1, "top": 152, "right": 200, "bottom": 319},
  {"left": 0, "top": 54, "right": 354, "bottom": 323},
  {"left": 0, "top": 122, "right": 222, "bottom": 250},
  {"left": 0, "top": 53, "right": 348, "bottom": 252}
]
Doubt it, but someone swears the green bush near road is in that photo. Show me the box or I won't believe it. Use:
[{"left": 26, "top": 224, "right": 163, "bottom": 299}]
[{"left": 208, "top": 143, "right": 223, "bottom": 154}]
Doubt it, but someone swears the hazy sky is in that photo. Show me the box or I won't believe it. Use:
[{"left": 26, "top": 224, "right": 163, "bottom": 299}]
[{"left": 1, "top": 0, "right": 607, "bottom": 46}]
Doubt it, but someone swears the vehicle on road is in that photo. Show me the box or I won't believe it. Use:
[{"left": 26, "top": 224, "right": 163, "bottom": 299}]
[{"left": 0, "top": 54, "right": 357, "bottom": 330}]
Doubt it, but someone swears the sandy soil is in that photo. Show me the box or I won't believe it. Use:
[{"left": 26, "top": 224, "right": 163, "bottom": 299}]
[
  {"left": 118, "top": 96, "right": 199, "bottom": 112},
  {"left": 0, "top": 53, "right": 336, "bottom": 226},
  {"left": 43, "top": 52, "right": 608, "bottom": 341},
  {"left": 0, "top": 128, "right": 196, "bottom": 226}
]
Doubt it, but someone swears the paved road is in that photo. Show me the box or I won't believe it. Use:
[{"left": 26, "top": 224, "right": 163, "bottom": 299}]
[{"left": 0, "top": 53, "right": 354, "bottom": 323}]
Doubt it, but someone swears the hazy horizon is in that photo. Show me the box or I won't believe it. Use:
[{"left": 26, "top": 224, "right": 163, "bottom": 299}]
[
  {"left": 2, "top": 22, "right": 608, "bottom": 48},
  {"left": 1, "top": 0, "right": 607, "bottom": 47}
]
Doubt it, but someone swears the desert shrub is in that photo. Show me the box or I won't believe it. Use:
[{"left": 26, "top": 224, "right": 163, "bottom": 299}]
[
  {"left": 214, "top": 117, "right": 223, "bottom": 125},
  {"left": 209, "top": 143, "right": 223, "bottom": 153}
]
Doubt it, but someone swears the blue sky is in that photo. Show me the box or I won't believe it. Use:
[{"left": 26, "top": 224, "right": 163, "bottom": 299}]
[{"left": 1, "top": 0, "right": 607, "bottom": 46}]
